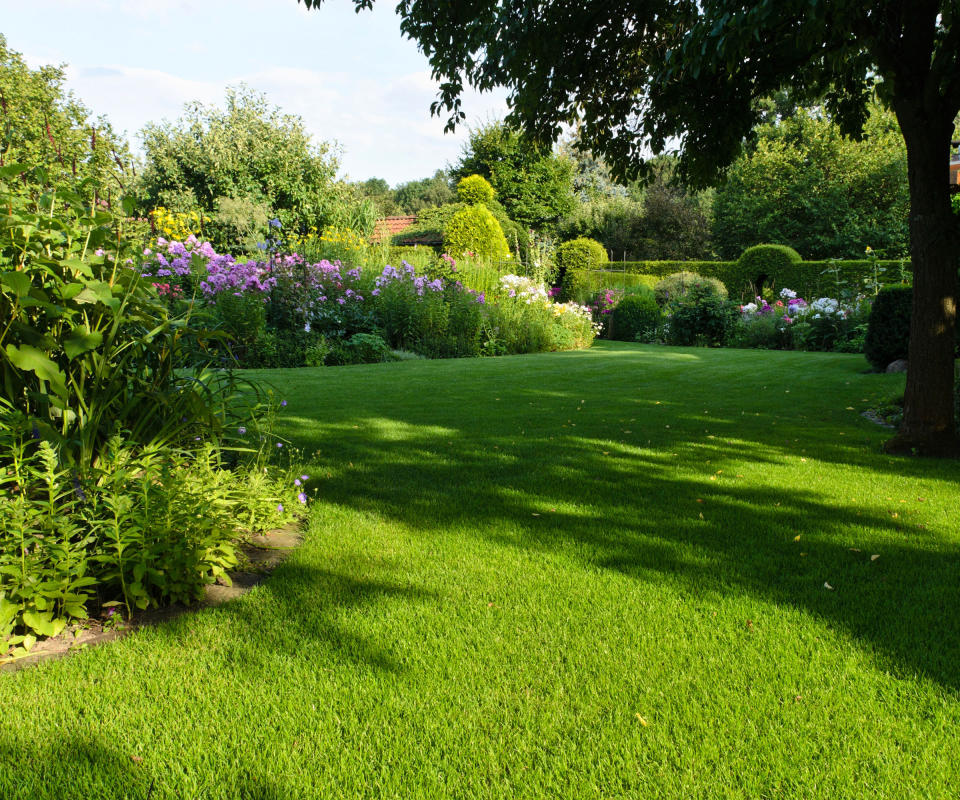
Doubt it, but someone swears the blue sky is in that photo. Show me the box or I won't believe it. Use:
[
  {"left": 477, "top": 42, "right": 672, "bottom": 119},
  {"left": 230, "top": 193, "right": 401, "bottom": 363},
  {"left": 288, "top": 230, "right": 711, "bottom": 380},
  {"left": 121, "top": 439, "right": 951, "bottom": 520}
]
[{"left": 1, "top": 0, "right": 510, "bottom": 184}]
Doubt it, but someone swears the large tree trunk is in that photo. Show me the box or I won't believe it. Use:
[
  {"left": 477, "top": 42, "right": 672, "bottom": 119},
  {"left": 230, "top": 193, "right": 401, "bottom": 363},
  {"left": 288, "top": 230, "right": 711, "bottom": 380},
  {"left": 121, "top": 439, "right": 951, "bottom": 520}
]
[{"left": 884, "top": 109, "right": 959, "bottom": 457}]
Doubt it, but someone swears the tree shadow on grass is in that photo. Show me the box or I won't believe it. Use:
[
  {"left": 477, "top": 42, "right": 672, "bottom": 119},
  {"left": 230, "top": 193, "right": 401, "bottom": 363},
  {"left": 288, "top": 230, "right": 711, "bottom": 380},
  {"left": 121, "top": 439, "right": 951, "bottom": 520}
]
[
  {"left": 275, "top": 349, "right": 960, "bottom": 692},
  {"left": 151, "top": 562, "right": 437, "bottom": 674},
  {"left": 0, "top": 735, "right": 291, "bottom": 800}
]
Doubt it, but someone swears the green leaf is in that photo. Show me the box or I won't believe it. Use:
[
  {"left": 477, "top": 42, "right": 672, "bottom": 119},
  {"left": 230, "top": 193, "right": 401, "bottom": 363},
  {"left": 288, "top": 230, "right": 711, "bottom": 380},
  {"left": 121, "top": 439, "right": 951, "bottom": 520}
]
[
  {"left": 0, "top": 271, "right": 32, "bottom": 298},
  {"left": 22, "top": 609, "right": 61, "bottom": 637},
  {"left": 61, "top": 258, "right": 94, "bottom": 278},
  {"left": 4, "top": 344, "right": 67, "bottom": 398},
  {"left": 73, "top": 281, "right": 114, "bottom": 306},
  {"left": 63, "top": 328, "right": 104, "bottom": 359}
]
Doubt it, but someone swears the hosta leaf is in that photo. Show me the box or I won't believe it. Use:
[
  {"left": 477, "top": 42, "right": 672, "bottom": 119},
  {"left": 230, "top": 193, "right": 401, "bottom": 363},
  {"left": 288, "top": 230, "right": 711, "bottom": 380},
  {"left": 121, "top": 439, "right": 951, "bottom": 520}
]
[
  {"left": 4, "top": 344, "right": 67, "bottom": 398},
  {"left": 63, "top": 328, "right": 103, "bottom": 359},
  {"left": 22, "top": 609, "right": 59, "bottom": 637}
]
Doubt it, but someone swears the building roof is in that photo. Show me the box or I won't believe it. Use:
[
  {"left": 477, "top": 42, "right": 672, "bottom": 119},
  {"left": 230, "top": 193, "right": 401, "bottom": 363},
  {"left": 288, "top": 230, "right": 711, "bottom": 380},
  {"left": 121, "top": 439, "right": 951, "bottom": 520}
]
[{"left": 371, "top": 216, "right": 417, "bottom": 243}]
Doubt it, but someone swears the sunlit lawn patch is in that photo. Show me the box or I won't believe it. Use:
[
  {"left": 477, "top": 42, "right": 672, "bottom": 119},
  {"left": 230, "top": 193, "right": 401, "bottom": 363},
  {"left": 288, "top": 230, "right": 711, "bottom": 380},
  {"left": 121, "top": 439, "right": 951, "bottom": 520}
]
[{"left": 2, "top": 342, "right": 958, "bottom": 798}]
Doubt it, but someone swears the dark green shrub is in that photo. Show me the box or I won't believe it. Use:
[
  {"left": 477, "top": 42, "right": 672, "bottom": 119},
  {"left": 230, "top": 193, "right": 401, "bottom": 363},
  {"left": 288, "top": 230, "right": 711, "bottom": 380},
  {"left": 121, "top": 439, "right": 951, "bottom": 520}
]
[
  {"left": 864, "top": 284, "right": 912, "bottom": 370},
  {"left": 654, "top": 271, "right": 727, "bottom": 307},
  {"left": 738, "top": 244, "right": 802, "bottom": 290},
  {"left": 666, "top": 287, "right": 738, "bottom": 346},
  {"left": 345, "top": 333, "right": 394, "bottom": 363},
  {"left": 610, "top": 289, "right": 662, "bottom": 341},
  {"left": 557, "top": 237, "right": 608, "bottom": 298}
]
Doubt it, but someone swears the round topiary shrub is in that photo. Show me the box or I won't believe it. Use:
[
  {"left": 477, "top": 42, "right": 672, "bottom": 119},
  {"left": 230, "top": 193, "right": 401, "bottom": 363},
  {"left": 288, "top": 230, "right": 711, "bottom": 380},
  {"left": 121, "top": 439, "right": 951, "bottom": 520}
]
[
  {"left": 654, "top": 271, "right": 727, "bottom": 306},
  {"left": 443, "top": 204, "right": 511, "bottom": 261},
  {"left": 864, "top": 284, "right": 912, "bottom": 370},
  {"left": 457, "top": 174, "right": 496, "bottom": 205},
  {"left": 556, "top": 237, "right": 608, "bottom": 299},
  {"left": 610, "top": 289, "right": 662, "bottom": 341},
  {"left": 738, "top": 244, "right": 802, "bottom": 289}
]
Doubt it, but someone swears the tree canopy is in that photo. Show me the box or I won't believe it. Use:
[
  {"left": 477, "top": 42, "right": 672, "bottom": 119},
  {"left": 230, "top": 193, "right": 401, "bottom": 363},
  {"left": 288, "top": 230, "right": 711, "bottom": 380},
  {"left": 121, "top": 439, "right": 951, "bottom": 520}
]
[
  {"left": 452, "top": 121, "right": 575, "bottom": 231},
  {"left": 301, "top": 0, "right": 960, "bottom": 455},
  {"left": 0, "top": 34, "right": 130, "bottom": 199},
  {"left": 713, "top": 105, "right": 910, "bottom": 260},
  {"left": 139, "top": 85, "right": 340, "bottom": 230}
]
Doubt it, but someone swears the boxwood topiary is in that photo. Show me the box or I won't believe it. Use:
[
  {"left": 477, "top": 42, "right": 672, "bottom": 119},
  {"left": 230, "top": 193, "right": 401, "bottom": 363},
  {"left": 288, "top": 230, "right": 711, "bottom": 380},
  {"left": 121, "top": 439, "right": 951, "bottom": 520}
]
[
  {"left": 443, "top": 204, "right": 511, "bottom": 261},
  {"left": 610, "top": 289, "right": 662, "bottom": 341},
  {"left": 864, "top": 284, "right": 912, "bottom": 370},
  {"left": 556, "top": 237, "right": 608, "bottom": 298},
  {"left": 457, "top": 174, "right": 496, "bottom": 205},
  {"left": 738, "top": 244, "right": 802, "bottom": 291},
  {"left": 654, "top": 271, "right": 727, "bottom": 306}
]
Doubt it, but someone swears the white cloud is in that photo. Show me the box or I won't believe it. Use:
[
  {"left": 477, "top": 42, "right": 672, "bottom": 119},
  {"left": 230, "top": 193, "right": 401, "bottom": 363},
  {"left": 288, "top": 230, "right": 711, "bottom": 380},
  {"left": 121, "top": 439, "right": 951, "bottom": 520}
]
[{"left": 58, "top": 61, "right": 509, "bottom": 184}]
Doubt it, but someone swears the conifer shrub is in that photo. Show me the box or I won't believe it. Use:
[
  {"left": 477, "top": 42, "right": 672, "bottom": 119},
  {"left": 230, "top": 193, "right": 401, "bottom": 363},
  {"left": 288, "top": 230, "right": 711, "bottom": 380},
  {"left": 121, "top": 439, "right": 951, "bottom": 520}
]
[
  {"left": 443, "top": 205, "right": 511, "bottom": 261},
  {"left": 457, "top": 174, "right": 496, "bottom": 205}
]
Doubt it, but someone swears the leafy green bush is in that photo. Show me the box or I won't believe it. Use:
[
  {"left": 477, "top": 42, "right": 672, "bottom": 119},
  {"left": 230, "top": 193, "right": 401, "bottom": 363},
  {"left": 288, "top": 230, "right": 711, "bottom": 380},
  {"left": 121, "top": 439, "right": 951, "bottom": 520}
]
[
  {"left": 443, "top": 204, "right": 511, "bottom": 261},
  {"left": 0, "top": 167, "right": 226, "bottom": 466},
  {"left": 666, "top": 287, "right": 738, "bottom": 346},
  {"left": 345, "top": 333, "right": 394, "bottom": 363},
  {"left": 864, "top": 284, "right": 912, "bottom": 370},
  {"left": 610, "top": 289, "right": 662, "bottom": 341},
  {"left": 457, "top": 174, "right": 495, "bottom": 205},
  {"left": 654, "top": 272, "right": 728, "bottom": 306}
]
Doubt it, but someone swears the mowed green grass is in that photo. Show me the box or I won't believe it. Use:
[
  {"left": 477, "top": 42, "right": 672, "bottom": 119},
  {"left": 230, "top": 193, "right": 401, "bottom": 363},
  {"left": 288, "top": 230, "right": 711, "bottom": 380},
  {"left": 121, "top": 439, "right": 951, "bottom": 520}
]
[{"left": 2, "top": 342, "right": 960, "bottom": 799}]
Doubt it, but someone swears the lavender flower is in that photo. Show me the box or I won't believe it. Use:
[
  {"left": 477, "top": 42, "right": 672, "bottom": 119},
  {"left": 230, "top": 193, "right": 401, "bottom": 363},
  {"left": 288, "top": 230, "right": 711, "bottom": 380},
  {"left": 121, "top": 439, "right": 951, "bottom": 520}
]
[{"left": 298, "top": 492, "right": 307, "bottom": 504}]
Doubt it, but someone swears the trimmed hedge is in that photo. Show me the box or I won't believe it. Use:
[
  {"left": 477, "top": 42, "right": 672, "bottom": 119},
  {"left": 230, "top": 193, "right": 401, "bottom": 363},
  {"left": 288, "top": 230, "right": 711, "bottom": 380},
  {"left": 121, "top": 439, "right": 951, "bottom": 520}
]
[
  {"left": 564, "top": 269, "right": 659, "bottom": 302},
  {"left": 738, "top": 244, "right": 802, "bottom": 280},
  {"left": 602, "top": 258, "right": 912, "bottom": 301}
]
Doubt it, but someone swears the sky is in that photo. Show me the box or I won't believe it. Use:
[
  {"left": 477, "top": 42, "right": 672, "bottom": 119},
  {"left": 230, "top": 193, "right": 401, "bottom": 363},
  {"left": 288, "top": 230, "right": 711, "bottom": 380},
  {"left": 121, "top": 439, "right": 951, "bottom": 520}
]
[{"left": 1, "top": 0, "right": 511, "bottom": 185}]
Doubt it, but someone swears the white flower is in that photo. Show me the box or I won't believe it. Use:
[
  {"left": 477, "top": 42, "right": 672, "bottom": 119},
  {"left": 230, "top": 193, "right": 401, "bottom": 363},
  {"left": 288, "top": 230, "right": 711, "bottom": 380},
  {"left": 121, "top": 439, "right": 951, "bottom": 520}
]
[
  {"left": 779, "top": 288, "right": 797, "bottom": 300},
  {"left": 741, "top": 302, "right": 758, "bottom": 314},
  {"left": 811, "top": 297, "right": 840, "bottom": 316}
]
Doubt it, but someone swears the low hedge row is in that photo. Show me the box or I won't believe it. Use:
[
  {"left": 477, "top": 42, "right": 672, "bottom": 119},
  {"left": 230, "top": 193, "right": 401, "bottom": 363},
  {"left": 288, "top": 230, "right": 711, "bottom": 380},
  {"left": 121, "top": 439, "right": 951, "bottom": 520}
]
[
  {"left": 586, "top": 258, "right": 912, "bottom": 300},
  {"left": 566, "top": 269, "right": 660, "bottom": 301}
]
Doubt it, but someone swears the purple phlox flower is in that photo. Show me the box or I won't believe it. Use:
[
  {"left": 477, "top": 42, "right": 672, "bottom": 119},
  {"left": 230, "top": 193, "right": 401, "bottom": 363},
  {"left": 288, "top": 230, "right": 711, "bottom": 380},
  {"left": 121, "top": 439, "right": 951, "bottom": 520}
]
[
  {"left": 298, "top": 492, "right": 307, "bottom": 504},
  {"left": 476, "top": 292, "right": 485, "bottom": 304},
  {"left": 337, "top": 297, "right": 346, "bottom": 305},
  {"left": 300, "top": 474, "right": 309, "bottom": 481},
  {"left": 294, "top": 478, "right": 301, "bottom": 487},
  {"left": 276, "top": 442, "right": 283, "bottom": 448},
  {"left": 280, "top": 400, "right": 287, "bottom": 407},
  {"left": 143, "top": 248, "right": 152, "bottom": 256}
]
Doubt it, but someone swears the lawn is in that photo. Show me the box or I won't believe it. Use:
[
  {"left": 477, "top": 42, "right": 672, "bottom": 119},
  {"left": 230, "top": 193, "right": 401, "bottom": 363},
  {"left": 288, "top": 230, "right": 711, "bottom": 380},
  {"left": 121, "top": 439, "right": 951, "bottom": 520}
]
[{"left": 2, "top": 342, "right": 959, "bottom": 799}]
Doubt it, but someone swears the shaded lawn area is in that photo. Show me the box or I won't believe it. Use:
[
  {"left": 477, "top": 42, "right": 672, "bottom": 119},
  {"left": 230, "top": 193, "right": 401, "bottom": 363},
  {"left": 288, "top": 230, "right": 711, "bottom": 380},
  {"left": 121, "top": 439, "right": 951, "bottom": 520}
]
[{"left": 2, "top": 341, "right": 959, "bottom": 798}]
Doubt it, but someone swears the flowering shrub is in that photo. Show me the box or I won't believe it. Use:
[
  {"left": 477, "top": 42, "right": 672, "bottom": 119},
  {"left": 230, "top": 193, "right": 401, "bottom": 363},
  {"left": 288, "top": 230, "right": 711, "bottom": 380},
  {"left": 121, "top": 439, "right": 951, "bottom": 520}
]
[
  {"left": 499, "top": 273, "right": 549, "bottom": 304},
  {"left": 730, "top": 287, "right": 869, "bottom": 351}
]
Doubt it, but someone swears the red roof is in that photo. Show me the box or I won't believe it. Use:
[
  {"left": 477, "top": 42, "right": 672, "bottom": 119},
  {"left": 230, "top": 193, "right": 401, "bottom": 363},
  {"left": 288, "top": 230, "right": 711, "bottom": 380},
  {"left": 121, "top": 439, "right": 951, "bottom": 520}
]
[{"left": 371, "top": 216, "right": 417, "bottom": 243}]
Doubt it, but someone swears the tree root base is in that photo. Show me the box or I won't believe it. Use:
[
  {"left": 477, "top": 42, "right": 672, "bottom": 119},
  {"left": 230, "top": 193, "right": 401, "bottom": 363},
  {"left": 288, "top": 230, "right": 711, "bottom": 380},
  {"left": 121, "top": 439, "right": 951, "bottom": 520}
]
[{"left": 883, "top": 432, "right": 960, "bottom": 458}]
